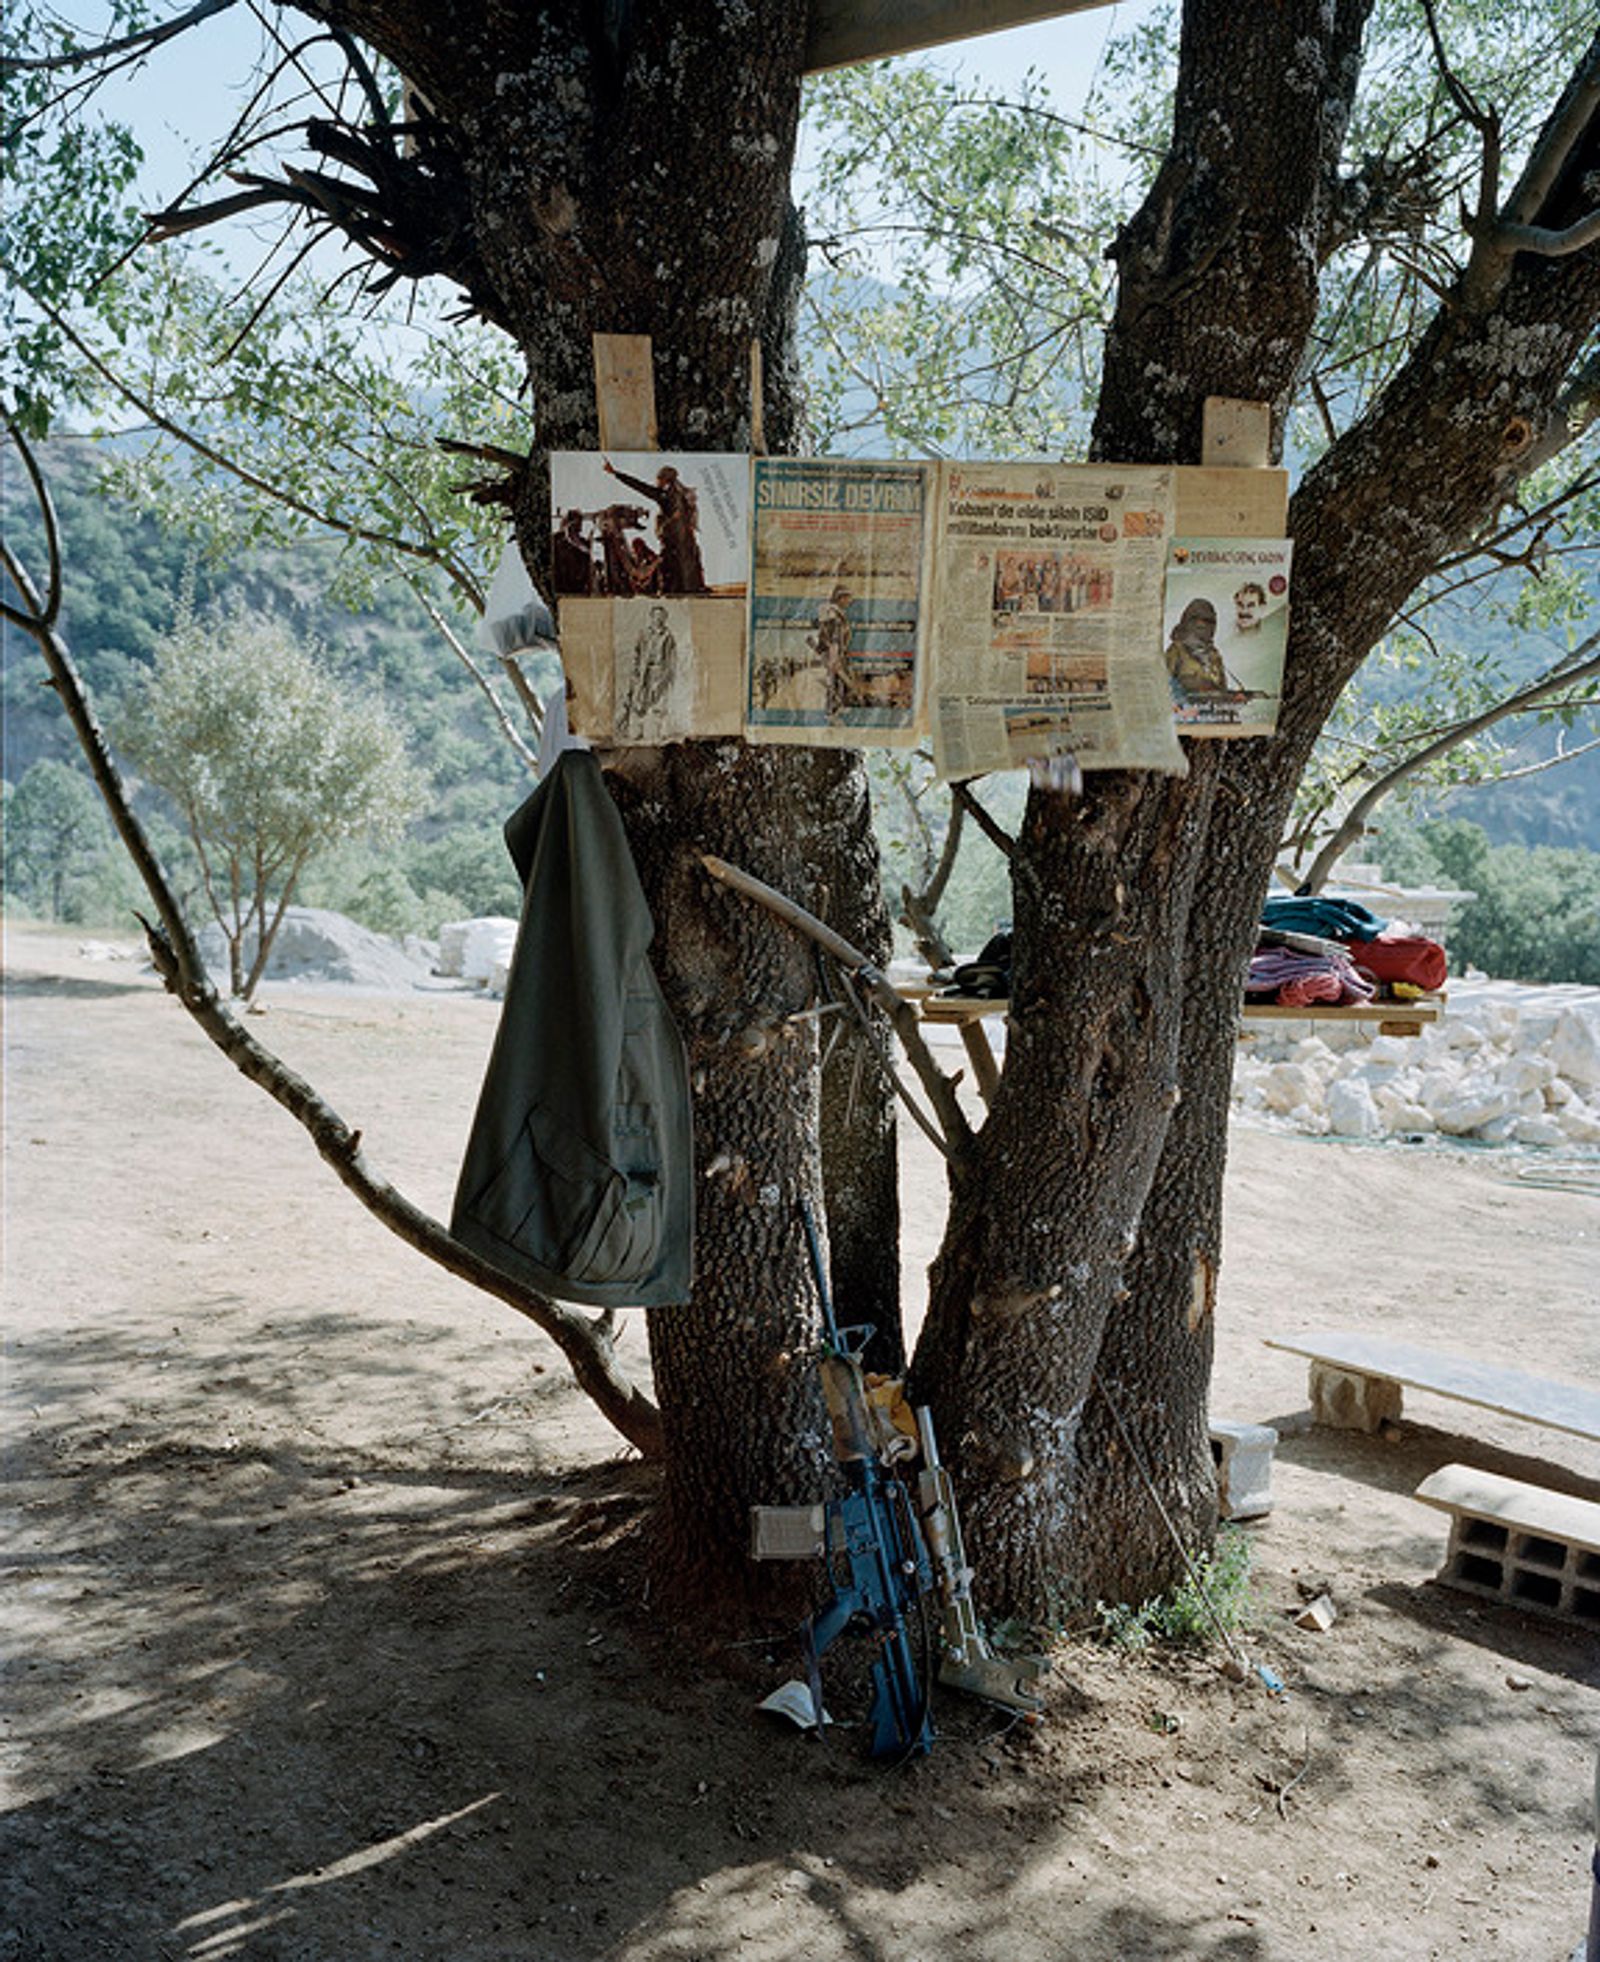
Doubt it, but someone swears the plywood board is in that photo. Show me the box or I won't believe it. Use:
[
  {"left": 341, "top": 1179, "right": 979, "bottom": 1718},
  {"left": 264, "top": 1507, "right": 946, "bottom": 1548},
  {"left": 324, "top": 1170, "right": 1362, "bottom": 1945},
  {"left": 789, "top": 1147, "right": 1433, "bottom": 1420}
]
[
  {"left": 1241, "top": 999, "right": 1440, "bottom": 1028},
  {"left": 1202, "top": 397, "right": 1272, "bottom": 469},
  {"left": 1174, "top": 465, "right": 1289, "bottom": 539},
  {"left": 1264, "top": 1330, "right": 1600, "bottom": 1443},
  {"left": 593, "top": 334, "right": 657, "bottom": 452},
  {"left": 806, "top": 0, "right": 1114, "bottom": 73}
]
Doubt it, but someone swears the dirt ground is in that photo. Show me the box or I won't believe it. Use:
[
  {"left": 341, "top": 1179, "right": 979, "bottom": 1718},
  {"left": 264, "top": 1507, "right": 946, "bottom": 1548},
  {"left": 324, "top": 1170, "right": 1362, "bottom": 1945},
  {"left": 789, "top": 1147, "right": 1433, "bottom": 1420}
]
[{"left": 3, "top": 916, "right": 1597, "bottom": 1962}]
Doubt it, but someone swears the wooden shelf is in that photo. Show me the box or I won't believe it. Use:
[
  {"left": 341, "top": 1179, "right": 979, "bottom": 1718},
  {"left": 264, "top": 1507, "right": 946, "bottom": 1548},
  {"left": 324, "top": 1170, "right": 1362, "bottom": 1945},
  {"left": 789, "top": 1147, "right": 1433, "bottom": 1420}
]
[
  {"left": 1241, "top": 996, "right": 1443, "bottom": 1037},
  {"left": 913, "top": 992, "right": 1444, "bottom": 1039}
]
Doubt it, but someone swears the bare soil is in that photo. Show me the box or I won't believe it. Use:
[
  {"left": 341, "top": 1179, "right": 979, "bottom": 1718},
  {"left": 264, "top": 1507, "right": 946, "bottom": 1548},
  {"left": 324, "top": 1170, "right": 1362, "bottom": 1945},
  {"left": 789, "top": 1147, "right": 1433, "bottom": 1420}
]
[{"left": 3, "top": 917, "right": 1597, "bottom": 1962}]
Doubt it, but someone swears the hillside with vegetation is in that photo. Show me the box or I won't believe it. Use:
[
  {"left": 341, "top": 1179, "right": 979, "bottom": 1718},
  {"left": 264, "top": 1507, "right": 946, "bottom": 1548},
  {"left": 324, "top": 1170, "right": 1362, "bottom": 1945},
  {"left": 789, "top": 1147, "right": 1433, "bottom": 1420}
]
[{"left": 2, "top": 436, "right": 547, "bottom": 933}]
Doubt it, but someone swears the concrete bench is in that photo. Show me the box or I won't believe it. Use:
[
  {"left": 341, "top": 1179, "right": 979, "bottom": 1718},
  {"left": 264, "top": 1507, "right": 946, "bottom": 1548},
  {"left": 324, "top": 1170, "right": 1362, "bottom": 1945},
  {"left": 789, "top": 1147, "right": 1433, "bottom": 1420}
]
[
  {"left": 1414, "top": 1463, "right": 1600, "bottom": 1629},
  {"left": 1263, "top": 1330, "right": 1600, "bottom": 1442}
]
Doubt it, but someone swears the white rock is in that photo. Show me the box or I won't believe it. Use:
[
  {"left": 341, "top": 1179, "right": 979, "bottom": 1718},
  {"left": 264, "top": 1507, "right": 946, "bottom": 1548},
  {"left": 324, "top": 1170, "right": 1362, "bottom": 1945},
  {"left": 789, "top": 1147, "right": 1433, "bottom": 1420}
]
[
  {"left": 1291, "top": 1036, "right": 1339, "bottom": 1072},
  {"left": 1496, "top": 1053, "right": 1557, "bottom": 1096},
  {"left": 1431, "top": 1083, "right": 1517, "bottom": 1136},
  {"left": 1511, "top": 1114, "right": 1566, "bottom": 1147},
  {"left": 1557, "top": 1101, "right": 1600, "bottom": 1144},
  {"left": 1262, "top": 1062, "right": 1324, "bottom": 1115},
  {"left": 1382, "top": 1101, "right": 1436, "bottom": 1134},
  {"left": 1550, "top": 1006, "right": 1600, "bottom": 1090},
  {"left": 197, "top": 906, "right": 435, "bottom": 992},
  {"left": 436, "top": 920, "right": 472, "bottom": 977},
  {"left": 1327, "top": 1078, "right": 1383, "bottom": 1138},
  {"left": 1476, "top": 1115, "right": 1520, "bottom": 1144},
  {"left": 460, "top": 917, "right": 519, "bottom": 983},
  {"left": 1417, "top": 1066, "right": 1467, "bottom": 1108}
]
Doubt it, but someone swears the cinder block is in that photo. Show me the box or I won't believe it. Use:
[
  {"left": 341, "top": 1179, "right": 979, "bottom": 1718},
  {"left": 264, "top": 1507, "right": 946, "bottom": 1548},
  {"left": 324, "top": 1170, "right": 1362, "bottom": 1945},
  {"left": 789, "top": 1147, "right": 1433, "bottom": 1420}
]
[
  {"left": 1435, "top": 1511, "right": 1600, "bottom": 1628},
  {"left": 1210, "top": 1418, "right": 1278, "bottom": 1521},
  {"left": 1309, "top": 1361, "right": 1403, "bottom": 1432}
]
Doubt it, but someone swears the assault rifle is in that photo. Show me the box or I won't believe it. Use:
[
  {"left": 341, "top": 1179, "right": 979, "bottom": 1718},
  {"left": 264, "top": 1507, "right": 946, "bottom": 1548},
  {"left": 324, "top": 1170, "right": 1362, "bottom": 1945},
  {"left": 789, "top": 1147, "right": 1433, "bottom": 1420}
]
[{"left": 752, "top": 1202, "right": 1044, "bottom": 1759}]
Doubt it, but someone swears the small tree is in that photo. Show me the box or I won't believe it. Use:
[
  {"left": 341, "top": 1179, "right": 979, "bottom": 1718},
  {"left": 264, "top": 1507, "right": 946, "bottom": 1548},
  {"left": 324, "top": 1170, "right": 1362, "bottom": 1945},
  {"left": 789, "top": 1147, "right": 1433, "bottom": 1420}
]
[
  {"left": 120, "top": 604, "right": 423, "bottom": 997},
  {"left": 3, "top": 755, "right": 115, "bottom": 918}
]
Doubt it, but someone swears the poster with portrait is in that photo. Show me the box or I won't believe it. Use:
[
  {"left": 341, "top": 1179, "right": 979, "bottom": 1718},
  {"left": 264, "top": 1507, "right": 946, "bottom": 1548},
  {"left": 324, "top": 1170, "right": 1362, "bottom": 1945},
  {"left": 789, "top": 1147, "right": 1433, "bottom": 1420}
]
[
  {"left": 557, "top": 597, "right": 744, "bottom": 746},
  {"left": 549, "top": 452, "right": 751, "bottom": 600},
  {"left": 1162, "top": 539, "right": 1292, "bottom": 736},
  {"left": 745, "top": 458, "right": 934, "bottom": 747},
  {"left": 928, "top": 463, "right": 1185, "bottom": 778}
]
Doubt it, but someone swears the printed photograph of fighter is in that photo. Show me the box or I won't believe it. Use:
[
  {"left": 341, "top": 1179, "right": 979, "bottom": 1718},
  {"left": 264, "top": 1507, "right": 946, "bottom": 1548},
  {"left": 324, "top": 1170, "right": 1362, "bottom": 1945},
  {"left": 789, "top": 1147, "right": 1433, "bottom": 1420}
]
[
  {"left": 991, "top": 548, "right": 1114, "bottom": 617},
  {"left": 748, "top": 586, "right": 919, "bottom": 722},
  {"left": 1162, "top": 541, "right": 1291, "bottom": 733},
  {"left": 548, "top": 452, "right": 750, "bottom": 599}
]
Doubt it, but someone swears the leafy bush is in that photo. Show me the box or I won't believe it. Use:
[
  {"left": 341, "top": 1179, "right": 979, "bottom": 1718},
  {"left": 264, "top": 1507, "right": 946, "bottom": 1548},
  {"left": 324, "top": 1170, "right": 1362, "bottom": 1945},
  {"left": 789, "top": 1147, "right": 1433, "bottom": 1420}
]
[{"left": 1095, "top": 1527, "right": 1255, "bottom": 1653}]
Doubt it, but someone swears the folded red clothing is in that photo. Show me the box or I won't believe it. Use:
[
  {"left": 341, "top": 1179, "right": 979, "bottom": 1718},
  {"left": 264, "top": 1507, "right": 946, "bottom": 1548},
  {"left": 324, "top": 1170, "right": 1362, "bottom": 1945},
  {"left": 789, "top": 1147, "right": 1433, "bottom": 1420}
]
[{"left": 1349, "top": 931, "right": 1447, "bottom": 991}]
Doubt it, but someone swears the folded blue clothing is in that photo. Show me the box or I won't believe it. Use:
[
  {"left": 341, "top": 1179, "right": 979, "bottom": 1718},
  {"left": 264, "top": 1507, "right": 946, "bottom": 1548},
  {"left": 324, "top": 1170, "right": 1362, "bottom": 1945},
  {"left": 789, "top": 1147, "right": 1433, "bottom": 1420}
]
[{"left": 1261, "top": 894, "right": 1389, "bottom": 942}]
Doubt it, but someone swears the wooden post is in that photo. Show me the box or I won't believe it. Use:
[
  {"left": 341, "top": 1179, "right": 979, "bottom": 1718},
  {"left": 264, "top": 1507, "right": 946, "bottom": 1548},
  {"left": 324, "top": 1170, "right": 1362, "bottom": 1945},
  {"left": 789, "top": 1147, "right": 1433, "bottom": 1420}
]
[
  {"left": 750, "top": 340, "right": 767, "bottom": 455},
  {"left": 593, "top": 333, "right": 658, "bottom": 452},
  {"left": 1201, "top": 396, "right": 1272, "bottom": 469}
]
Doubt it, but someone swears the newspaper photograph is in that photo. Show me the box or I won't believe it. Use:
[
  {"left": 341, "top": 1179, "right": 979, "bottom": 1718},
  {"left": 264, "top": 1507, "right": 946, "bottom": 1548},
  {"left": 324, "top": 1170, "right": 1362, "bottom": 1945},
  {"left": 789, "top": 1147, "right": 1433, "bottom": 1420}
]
[
  {"left": 1163, "top": 538, "right": 1292, "bottom": 736},
  {"left": 557, "top": 596, "right": 744, "bottom": 746},
  {"left": 929, "top": 463, "right": 1184, "bottom": 778},
  {"left": 549, "top": 452, "right": 751, "bottom": 599},
  {"left": 745, "top": 458, "right": 933, "bottom": 746}
]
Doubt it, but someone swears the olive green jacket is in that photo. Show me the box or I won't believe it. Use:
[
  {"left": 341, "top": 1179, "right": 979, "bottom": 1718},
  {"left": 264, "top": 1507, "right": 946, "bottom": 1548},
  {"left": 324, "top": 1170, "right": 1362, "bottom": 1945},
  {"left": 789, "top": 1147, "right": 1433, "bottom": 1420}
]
[{"left": 451, "top": 751, "right": 693, "bottom": 1307}]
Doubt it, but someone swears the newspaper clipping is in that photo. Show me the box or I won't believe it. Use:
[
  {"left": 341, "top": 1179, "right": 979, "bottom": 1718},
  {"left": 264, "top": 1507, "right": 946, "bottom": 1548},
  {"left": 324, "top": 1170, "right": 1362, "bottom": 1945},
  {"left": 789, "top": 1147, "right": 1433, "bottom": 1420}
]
[
  {"left": 1163, "top": 538, "right": 1292, "bottom": 736},
  {"left": 745, "top": 458, "right": 933, "bottom": 746},
  {"left": 557, "top": 597, "right": 744, "bottom": 746},
  {"left": 929, "top": 463, "right": 1185, "bottom": 778},
  {"left": 549, "top": 452, "right": 750, "bottom": 599}
]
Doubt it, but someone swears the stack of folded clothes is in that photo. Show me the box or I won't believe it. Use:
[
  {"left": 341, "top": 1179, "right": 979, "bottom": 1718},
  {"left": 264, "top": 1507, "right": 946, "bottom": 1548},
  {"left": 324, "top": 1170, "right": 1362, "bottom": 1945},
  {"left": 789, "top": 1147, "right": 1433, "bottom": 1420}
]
[
  {"left": 938, "top": 929, "right": 1013, "bottom": 1000},
  {"left": 1249, "top": 895, "right": 1448, "bottom": 1007}
]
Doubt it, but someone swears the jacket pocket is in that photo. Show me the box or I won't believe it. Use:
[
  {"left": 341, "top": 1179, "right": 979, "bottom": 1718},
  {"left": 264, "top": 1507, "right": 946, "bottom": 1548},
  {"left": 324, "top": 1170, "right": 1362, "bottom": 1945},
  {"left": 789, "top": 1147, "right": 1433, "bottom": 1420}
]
[
  {"left": 469, "top": 1104, "right": 661, "bottom": 1290},
  {"left": 566, "top": 1104, "right": 662, "bottom": 1286}
]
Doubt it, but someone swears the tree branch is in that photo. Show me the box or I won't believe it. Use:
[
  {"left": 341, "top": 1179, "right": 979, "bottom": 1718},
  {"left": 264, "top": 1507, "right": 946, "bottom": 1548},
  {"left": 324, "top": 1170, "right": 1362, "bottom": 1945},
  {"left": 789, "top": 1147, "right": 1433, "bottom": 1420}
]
[
  {"left": 411, "top": 584, "right": 540, "bottom": 773},
  {"left": 0, "top": 0, "right": 237, "bottom": 75},
  {"left": 700, "top": 853, "right": 975, "bottom": 1163},
  {"left": 1, "top": 409, "right": 661, "bottom": 1458},
  {"left": 951, "top": 779, "right": 1016, "bottom": 859},
  {"left": 1303, "top": 627, "right": 1600, "bottom": 890},
  {"left": 9, "top": 270, "right": 485, "bottom": 607}
]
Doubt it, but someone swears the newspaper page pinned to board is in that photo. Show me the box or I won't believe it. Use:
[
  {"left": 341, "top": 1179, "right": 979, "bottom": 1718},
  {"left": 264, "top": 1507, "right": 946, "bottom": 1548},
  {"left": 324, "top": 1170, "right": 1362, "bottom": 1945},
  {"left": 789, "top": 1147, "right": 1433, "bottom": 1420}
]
[
  {"left": 1163, "top": 539, "right": 1292, "bottom": 736},
  {"left": 745, "top": 458, "right": 934, "bottom": 747},
  {"left": 929, "top": 462, "right": 1184, "bottom": 779}
]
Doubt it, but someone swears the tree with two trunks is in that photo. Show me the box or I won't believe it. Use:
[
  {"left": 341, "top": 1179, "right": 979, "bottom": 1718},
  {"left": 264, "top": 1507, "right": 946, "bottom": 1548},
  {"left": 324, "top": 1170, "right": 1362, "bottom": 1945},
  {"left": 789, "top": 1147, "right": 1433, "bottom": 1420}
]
[{"left": 3, "top": 0, "right": 1598, "bottom": 1628}]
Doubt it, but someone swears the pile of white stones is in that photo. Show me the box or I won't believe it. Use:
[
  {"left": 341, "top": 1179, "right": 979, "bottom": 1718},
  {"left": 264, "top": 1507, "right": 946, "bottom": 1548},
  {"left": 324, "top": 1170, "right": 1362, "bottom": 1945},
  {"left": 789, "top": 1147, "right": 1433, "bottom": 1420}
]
[
  {"left": 435, "top": 917, "right": 518, "bottom": 989},
  {"left": 1234, "top": 978, "right": 1600, "bottom": 1146}
]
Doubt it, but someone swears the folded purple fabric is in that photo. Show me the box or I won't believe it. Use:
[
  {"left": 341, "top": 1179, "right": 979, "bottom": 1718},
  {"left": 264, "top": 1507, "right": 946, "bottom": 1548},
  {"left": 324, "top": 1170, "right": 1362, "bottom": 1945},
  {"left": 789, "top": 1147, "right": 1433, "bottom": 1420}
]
[{"left": 1246, "top": 946, "right": 1376, "bottom": 1006}]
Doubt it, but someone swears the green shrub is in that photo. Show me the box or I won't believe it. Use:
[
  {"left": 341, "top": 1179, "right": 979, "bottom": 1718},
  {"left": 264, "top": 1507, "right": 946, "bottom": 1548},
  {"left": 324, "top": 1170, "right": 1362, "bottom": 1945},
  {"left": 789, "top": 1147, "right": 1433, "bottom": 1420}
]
[{"left": 1095, "top": 1526, "right": 1254, "bottom": 1652}]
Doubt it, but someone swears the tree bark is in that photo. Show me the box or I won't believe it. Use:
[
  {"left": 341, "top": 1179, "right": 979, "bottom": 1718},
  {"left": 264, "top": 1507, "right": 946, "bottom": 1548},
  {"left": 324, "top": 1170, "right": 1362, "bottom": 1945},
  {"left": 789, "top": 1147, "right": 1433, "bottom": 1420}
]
[
  {"left": 1061, "top": 11, "right": 1600, "bottom": 1606},
  {"left": 289, "top": 0, "right": 898, "bottom": 1601}
]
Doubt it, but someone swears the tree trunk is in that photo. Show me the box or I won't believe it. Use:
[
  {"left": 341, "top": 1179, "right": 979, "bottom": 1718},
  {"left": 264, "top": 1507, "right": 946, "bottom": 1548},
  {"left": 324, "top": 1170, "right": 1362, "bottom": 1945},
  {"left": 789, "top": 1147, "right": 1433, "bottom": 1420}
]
[
  {"left": 1056, "top": 11, "right": 1600, "bottom": 1608},
  {"left": 299, "top": 1, "right": 898, "bottom": 1601},
  {"left": 912, "top": 0, "right": 1377, "bottom": 1617}
]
